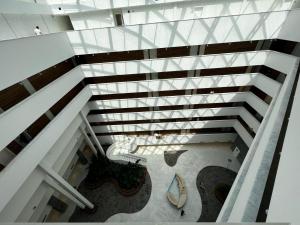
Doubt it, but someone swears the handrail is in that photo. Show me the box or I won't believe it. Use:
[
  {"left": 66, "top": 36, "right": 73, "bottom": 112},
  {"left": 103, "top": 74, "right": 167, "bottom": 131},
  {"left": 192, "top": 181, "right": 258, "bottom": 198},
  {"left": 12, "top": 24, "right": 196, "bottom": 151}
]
[
  {"left": 68, "top": 9, "right": 291, "bottom": 33},
  {"left": 106, "top": 140, "right": 147, "bottom": 164},
  {"left": 0, "top": 8, "right": 293, "bottom": 43}
]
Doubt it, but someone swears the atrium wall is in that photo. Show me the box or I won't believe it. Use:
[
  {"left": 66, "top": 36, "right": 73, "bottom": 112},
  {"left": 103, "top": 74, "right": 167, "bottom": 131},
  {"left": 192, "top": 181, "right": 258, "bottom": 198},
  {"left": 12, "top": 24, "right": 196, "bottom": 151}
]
[{"left": 0, "top": 1, "right": 300, "bottom": 223}]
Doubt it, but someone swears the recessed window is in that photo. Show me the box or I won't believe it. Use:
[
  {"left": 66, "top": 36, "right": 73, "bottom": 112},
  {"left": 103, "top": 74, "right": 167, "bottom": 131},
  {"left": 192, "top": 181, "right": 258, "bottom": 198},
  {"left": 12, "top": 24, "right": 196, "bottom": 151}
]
[
  {"left": 114, "top": 12, "right": 124, "bottom": 26},
  {"left": 193, "top": 6, "right": 203, "bottom": 17}
]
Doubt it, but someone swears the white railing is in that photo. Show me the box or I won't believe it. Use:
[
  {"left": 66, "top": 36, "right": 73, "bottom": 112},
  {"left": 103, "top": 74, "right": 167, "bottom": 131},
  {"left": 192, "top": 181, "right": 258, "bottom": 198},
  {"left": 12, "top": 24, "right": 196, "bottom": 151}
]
[{"left": 106, "top": 138, "right": 147, "bottom": 165}]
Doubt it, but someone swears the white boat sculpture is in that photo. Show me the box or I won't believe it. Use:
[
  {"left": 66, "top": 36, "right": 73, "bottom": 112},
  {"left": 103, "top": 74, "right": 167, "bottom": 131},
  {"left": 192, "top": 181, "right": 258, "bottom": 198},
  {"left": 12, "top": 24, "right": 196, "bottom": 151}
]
[{"left": 166, "top": 173, "right": 187, "bottom": 208}]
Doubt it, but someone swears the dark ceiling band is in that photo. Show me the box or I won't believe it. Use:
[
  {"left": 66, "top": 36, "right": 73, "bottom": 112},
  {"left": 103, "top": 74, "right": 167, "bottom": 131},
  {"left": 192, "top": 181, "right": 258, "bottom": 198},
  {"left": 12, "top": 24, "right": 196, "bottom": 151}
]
[
  {"left": 4, "top": 82, "right": 85, "bottom": 156},
  {"left": 91, "top": 115, "right": 256, "bottom": 137},
  {"left": 76, "top": 39, "right": 297, "bottom": 64},
  {"left": 1, "top": 39, "right": 291, "bottom": 114},
  {"left": 94, "top": 116, "right": 254, "bottom": 137},
  {"left": 90, "top": 115, "right": 240, "bottom": 126},
  {"left": 89, "top": 86, "right": 271, "bottom": 104},
  {"left": 89, "top": 101, "right": 262, "bottom": 121},
  {"left": 96, "top": 127, "right": 236, "bottom": 136},
  {"left": 84, "top": 65, "right": 285, "bottom": 84}
]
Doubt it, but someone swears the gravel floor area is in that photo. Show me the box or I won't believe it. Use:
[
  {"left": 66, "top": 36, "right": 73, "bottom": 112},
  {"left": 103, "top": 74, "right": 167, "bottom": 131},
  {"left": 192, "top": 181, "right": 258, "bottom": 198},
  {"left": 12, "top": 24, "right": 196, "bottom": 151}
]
[
  {"left": 164, "top": 150, "right": 188, "bottom": 167},
  {"left": 69, "top": 170, "right": 152, "bottom": 222},
  {"left": 197, "top": 166, "right": 237, "bottom": 222}
]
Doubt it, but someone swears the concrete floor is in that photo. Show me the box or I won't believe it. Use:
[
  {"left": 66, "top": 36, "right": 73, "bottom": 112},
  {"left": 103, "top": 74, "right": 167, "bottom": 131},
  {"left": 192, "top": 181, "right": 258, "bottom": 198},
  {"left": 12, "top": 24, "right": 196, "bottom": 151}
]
[
  {"left": 69, "top": 170, "right": 152, "bottom": 222},
  {"left": 107, "top": 142, "right": 241, "bottom": 222}
]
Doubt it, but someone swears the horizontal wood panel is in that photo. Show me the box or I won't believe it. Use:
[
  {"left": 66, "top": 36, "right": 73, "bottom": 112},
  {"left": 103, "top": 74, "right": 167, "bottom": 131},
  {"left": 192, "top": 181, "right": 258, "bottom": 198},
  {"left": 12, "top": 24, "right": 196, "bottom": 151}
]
[
  {"left": 270, "top": 39, "right": 297, "bottom": 54},
  {"left": 77, "top": 50, "right": 144, "bottom": 64},
  {"left": 96, "top": 127, "right": 236, "bottom": 136},
  {"left": 28, "top": 58, "right": 74, "bottom": 91},
  {"left": 204, "top": 41, "right": 259, "bottom": 55},
  {"left": 6, "top": 140, "right": 23, "bottom": 155},
  {"left": 156, "top": 46, "right": 190, "bottom": 58},
  {"left": 90, "top": 115, "right": 240, "bottom": 126},
  {"left": 50, "top": 82, "right": 85, "bottom": 116},
  {"left": 89, "top": 86, "right": 270, "bottom": 102},
  {"left": 84, "top": 65, "right": 285, "bottom": 85},
  {"left": 89, "top": 102, "right": 261, "bottom": 120},
  {"left": 1, "top": 39, "right": 292, "bottom": 114},
  {"left": 0, "top": 164, "right": 4, "bottom": 172},
  {"left": 0, "top": 83, "right": 30, "bottom": 111},
  {"left": 26, "top": 114, "right": 50, "bottom": 138}
]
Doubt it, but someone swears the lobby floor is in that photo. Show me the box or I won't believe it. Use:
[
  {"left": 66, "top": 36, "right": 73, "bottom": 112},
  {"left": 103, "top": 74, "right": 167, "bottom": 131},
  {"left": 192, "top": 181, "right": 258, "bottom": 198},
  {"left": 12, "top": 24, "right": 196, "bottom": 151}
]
[{"left": 107, "top": 142, "right": 241, "bottom": 222}]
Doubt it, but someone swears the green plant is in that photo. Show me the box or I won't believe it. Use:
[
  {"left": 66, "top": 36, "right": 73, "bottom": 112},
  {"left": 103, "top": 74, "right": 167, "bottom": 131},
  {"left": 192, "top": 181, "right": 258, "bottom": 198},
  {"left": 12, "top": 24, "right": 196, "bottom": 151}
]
[
  {"left": 115, "top": 162, "right": 145, "bottom": 189},
  {"left": 85, "top": 156, "right": 146, "bottom": 191}
]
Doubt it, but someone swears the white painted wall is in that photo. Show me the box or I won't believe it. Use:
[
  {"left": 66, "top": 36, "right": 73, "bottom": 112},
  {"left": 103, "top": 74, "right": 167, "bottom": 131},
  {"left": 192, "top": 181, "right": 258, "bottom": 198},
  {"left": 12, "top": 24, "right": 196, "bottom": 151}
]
[
  {"left": 233, "top": 120, "right": 253, "bottom": 147},
  {"left": 278, "top": 9, "right": 300, "bottom": 42},
  {"left": 67, "top": 0, "right": 292, "bottom": 30},
  {"left": 0, "top": 168, "right": 46, "bottom": 222},
  {"left": 44, "top": 0, "right": 214, "bottom": 13},
  {"left": 9, "top": 119, "right": 85, "bottom": 222},
  {"left": 0, "top": 149, "right": 15, "bottom": 167},
  {"left": 0, "top": 67, "right": 84, "bottom": 152},
  {"left": 97, "top": 119, "right": 253, "bottom": 147},
  {"left": 265, "top": 10, "right": 300, "bottom": 224},
  {"left": 94, "top": 119, "right": 237, "bottom": 133},
  {"left": 88, "top": 107, "right": 240, "bottom": 122},
  {"left": 267, "top": 71, "right": 300, "bottom": 224},
  {"left": 46, "top": 0, "right": 293, "bottom": 14},
  {"left": 0, "top": 12, "right": 73, "bottom": 41},
  {"left": 81, "top": 51, "right": 268, "bottom": 77},
  {"left": 98, "top": 133, "right": 237, "bottom": 145},
  {"left": 90, "top": 92, "right": 268, "bottom": 116},
  {"left": 19, "top": 135, "right": 85, "bottom": 222},
  {"left": 0, "top": 86, "right": 92, "bottom": 220},
  {"left": 69, "top": 10, "right": 114, "bottom": 30},
  {"left": 89, "top": 107, "right": 260, "bottom": 133},
  {"left": 0, "top": 32, "right": 74, "bottom": 91},
  {"left": 67, "top": 11, "right": 287, "bottom": 55},
  {"left": 90, "top": 73, "right": 280, "bottom": 97},
  {"left": 0, "top": 106, "right": 88, "bottom": 221},
  {"left": 0, "top": 0, "right": 52, "bottom": 15},
  {"left": 218, "top": 50, "right": 299, "bottom": 222},
  {"left": 122, "top": 0, "right": 292, "bottom": 26},
  {"left": 0, "top": 4, "right": 296, "bottom": 224}
]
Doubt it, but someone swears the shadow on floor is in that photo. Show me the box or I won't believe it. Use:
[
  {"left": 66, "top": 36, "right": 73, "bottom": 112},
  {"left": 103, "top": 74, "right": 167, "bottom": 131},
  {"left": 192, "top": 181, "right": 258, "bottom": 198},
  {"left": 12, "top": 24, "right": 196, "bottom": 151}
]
[
  {"left": 69, "top": 170, "right": 152, "bottom": 222},
  {"left": 197, "top": 166, "right": 237, "bottom": 222},
  {"left": 164, "top": 150, "right": 188, "bottom": 167}
]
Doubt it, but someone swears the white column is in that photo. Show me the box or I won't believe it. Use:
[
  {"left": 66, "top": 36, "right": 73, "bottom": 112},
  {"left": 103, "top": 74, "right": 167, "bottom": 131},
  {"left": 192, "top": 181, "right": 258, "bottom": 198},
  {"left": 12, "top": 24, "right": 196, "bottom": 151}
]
[
  {"left": 39, "top": 161, "right": 94, "bottom": 209},
  {"left": 79, "top": 126, "right": 98, "bottom": 157},
  {"left": 80, "top": 111, "right": 106, "bottom": 156},
  {"left": 44, "top": 177, "right": 85, "bottom": 209},
  {"left": 21, "top": 79, "right": 55, "bottom": 120}
]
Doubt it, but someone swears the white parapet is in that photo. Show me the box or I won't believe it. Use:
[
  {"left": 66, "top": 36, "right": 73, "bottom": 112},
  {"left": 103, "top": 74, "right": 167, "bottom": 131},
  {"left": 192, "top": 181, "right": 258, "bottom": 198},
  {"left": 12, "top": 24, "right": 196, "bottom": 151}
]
[
  {"left": 217, "top": 52, "right": 299, "bottom": 222},
  {"left": 90, "top": 73, "right": 280, "bottom": 98},
  {"left": 0, "top": 67, "right": 84, "bottom": 152},
  {"left": 82, "top": 52, "right": 268, "bottom": 76},
  {"left": 91, "top": 92, "right": 268, "bottom": 117},
  {"left": 0, "top": 32, "right": 74, "bottom": 91},
  {"left": 67, "top": 11, "right": 287, "bottom": 54},
  {"left": 0, "top": 86, "right": 92, "bottom": 220}
]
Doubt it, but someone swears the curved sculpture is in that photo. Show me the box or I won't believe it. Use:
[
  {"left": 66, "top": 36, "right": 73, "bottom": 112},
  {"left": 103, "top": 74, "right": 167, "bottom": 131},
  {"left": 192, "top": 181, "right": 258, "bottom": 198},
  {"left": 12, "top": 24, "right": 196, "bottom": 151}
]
[
  {"left": 106, "top": 139, "right": 146, "bottom": 165},
  {"left": 167, "top": 173, "right": 187, "bottom": 208}
]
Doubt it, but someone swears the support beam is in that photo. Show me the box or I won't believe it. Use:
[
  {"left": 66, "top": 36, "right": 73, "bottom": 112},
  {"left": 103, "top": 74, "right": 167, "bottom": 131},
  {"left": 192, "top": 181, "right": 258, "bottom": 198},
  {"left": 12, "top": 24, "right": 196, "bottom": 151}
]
[
  {"left": 80, "top": 111, "right": 105, "bottom": 156},
  {"left": 39, "top": 161, "right": 94, "bottom": 209},
  {"left": 21, "top": 79, "right": 55, "bottom": 120},
  {"left": 79, "top": 126, "right": 98, "bottom": 157},
  {"left": 44, "top": 177, "right": 85, "bottom": 209}
]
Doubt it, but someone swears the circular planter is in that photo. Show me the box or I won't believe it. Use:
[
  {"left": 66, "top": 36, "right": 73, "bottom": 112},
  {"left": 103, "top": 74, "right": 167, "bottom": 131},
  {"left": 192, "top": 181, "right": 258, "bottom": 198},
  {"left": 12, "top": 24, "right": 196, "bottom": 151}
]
[{"left": 84, "top": 169, "right": 147, "bottom": 197}]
